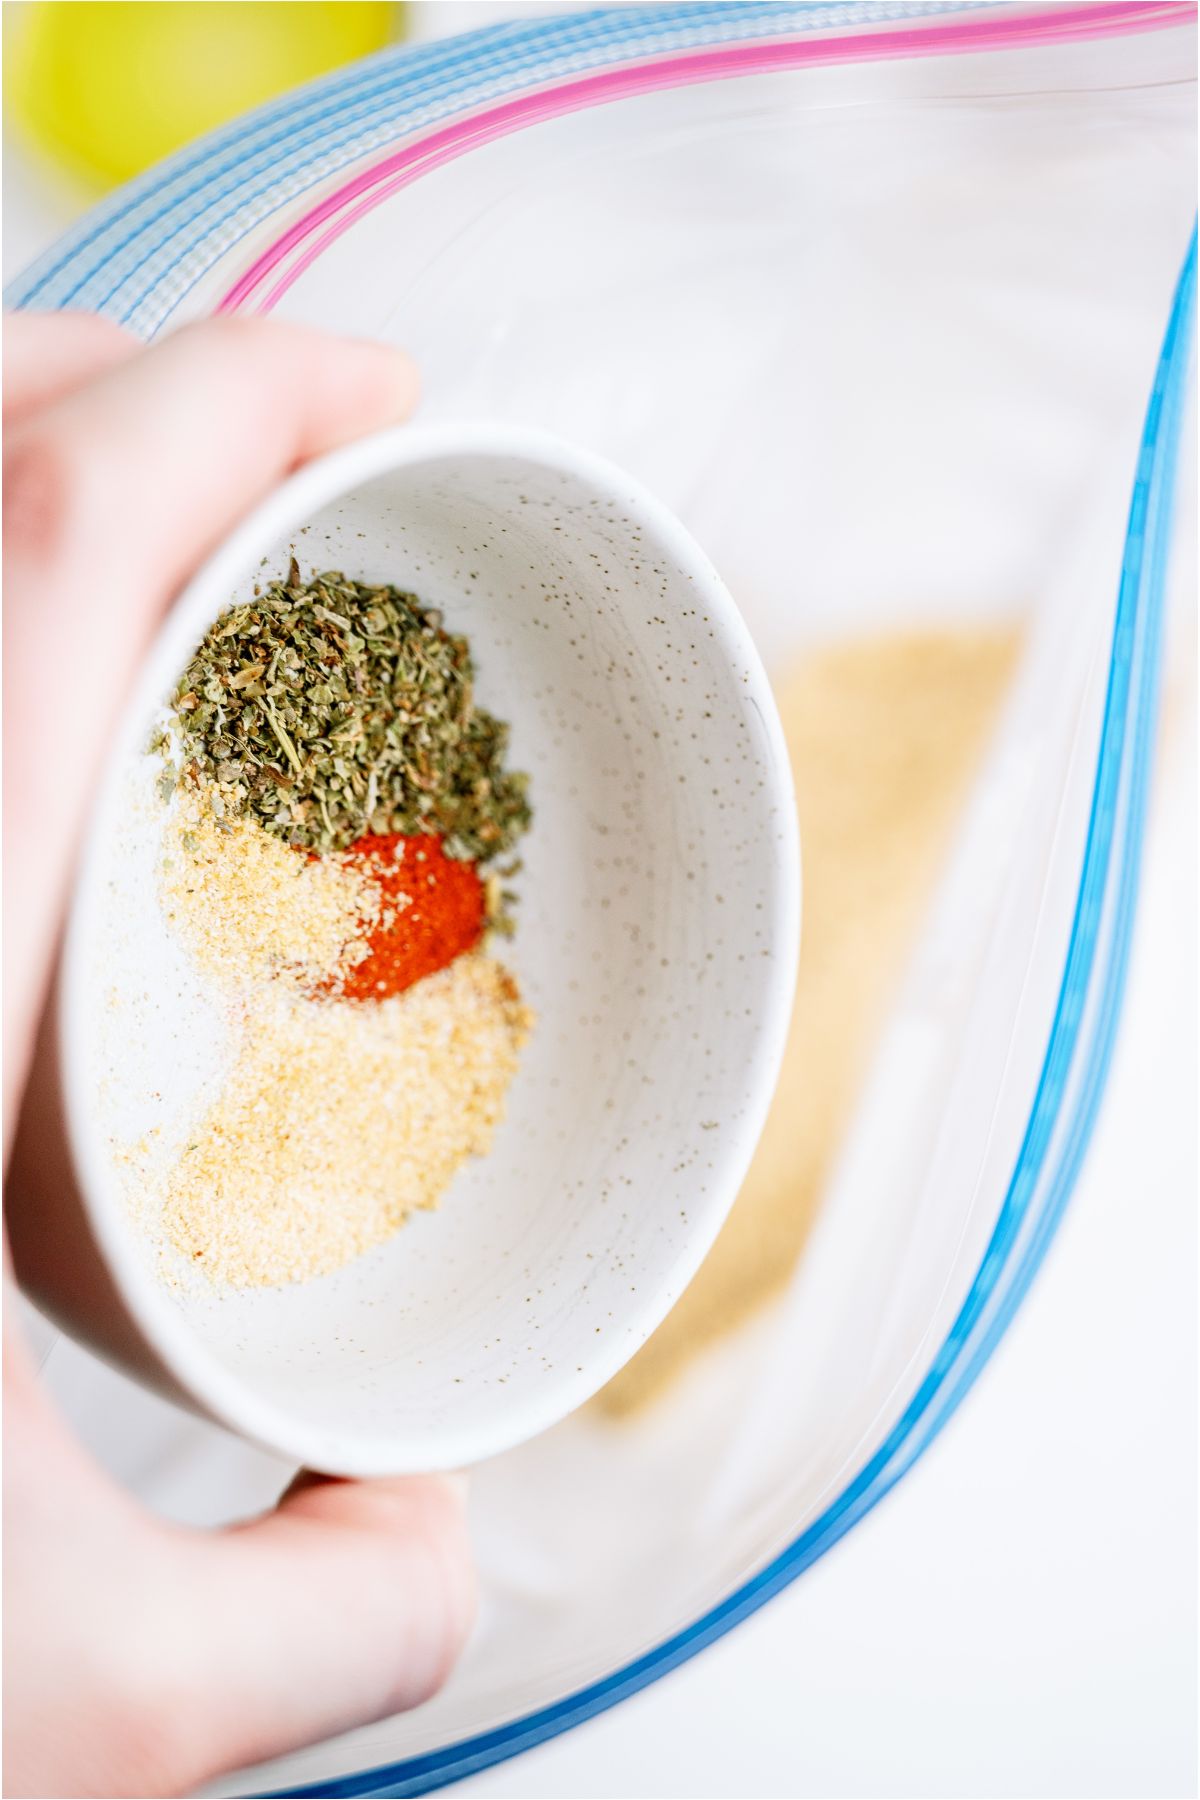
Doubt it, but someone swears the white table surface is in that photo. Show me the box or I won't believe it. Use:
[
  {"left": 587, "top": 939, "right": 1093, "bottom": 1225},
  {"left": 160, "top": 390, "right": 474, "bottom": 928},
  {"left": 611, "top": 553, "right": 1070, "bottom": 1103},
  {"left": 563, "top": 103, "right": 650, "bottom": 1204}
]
[{"left": 5, "top": 8, "right": 1196, "bottom": 1795}]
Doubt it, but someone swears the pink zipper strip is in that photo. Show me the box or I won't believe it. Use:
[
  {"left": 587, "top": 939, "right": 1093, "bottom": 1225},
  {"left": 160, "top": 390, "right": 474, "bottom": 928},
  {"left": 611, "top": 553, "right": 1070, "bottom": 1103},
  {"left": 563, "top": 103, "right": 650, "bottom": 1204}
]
[{"left": 219, "top": 0, "right": 1196, "bottom": 317}]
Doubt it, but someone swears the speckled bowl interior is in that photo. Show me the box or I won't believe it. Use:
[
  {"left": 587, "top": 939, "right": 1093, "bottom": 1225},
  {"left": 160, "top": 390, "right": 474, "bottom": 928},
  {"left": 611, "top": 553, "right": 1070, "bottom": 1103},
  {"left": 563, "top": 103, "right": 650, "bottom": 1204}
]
[{"left": 65, "top": 426, "right": 797, "bottom": 1472}]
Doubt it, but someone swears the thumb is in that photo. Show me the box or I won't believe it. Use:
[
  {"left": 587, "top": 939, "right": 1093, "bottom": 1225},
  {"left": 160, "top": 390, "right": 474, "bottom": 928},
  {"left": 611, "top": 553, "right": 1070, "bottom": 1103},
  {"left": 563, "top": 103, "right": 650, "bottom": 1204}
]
[{"left": 174, "top": 1473, "right": 475, "bottom": 1787}]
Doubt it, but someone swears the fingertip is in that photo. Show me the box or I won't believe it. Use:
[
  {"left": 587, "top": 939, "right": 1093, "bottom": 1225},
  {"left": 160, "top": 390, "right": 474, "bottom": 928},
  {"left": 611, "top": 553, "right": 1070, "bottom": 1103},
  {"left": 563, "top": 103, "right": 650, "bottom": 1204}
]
[
  {"left": 272, "top": 1469, "right": 477, "bottom": 1705},
  {"left": 330, "top": 335, "right": 421, "bottom": 433},
  {"left": 403, "top": 1477, "right": 478, "bottom": 1697},
  {"left": 277, "top": 1469, "right": 475, "bottom": 1634},
  {"left": 154, "top": 316, "right": 420, "bottom": 455}
]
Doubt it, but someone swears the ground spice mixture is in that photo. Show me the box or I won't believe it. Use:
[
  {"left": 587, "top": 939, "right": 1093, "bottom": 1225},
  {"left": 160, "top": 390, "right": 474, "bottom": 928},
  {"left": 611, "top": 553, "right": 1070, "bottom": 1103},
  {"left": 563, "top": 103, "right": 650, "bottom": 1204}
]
[
  {"left": 596, "top": 622, "right": 1021, "bottom": 1416},
  {"left": 148, "top": 566, "right": 532, "bottom": 1290},
  {"left": 327, "top": 833, "right": 486, "bottom": 1001},
  {"left": 162, "top": 955, "right": 532, "bottom": 1288},
  {"left": 160, "top": 784, "right": 381, "bottom": 992}
]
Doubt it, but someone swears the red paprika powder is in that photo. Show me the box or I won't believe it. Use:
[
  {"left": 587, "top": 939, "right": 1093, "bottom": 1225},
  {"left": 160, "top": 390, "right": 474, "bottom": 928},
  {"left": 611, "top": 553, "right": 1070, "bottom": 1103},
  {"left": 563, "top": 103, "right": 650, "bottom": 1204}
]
[{"left": 334, "top": 832, "right": 485, "bottom": 1000}]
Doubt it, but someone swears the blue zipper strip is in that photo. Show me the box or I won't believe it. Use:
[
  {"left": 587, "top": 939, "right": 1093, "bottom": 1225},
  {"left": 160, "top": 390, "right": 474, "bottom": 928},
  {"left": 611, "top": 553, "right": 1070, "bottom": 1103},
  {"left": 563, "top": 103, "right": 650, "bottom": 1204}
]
[{"left": 3, "top": 3, "right": 968, "bottom": 331}]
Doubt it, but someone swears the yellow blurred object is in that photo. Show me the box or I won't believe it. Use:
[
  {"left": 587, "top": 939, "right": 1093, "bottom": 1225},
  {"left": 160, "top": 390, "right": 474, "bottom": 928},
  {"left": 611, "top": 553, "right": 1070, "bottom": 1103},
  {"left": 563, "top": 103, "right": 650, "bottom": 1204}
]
[{"left": 5, "top": 1, "right": 400, "bottom": 189}]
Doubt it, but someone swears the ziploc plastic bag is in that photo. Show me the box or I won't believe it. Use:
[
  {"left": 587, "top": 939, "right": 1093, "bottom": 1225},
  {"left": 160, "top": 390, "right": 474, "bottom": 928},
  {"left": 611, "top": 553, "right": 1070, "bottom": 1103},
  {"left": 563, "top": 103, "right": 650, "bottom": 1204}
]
[{"left": 10, "top": 6, "right": 1195, "bottom": 1794}]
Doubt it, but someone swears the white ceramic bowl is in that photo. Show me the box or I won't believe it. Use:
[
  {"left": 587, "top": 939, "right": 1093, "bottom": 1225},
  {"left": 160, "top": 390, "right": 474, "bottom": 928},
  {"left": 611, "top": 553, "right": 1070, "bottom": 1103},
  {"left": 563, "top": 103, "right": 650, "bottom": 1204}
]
[{"left": 11, "top": 423, "right": 798, "bottom": 1475}]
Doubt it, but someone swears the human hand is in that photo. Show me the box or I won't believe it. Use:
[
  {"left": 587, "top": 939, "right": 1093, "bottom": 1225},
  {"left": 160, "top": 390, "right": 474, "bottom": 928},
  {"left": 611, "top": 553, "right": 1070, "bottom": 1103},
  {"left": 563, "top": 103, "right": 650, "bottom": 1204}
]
[{"left": 3, "top": 313, "right": 476, "bottom": 1798}]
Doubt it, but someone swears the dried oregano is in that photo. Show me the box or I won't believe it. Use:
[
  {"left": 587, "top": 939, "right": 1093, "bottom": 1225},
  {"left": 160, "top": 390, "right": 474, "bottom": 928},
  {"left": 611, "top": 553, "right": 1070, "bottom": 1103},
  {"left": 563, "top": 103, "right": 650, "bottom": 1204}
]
[{"left": 158, "top": 564, "right": 530, "bottom": 859}]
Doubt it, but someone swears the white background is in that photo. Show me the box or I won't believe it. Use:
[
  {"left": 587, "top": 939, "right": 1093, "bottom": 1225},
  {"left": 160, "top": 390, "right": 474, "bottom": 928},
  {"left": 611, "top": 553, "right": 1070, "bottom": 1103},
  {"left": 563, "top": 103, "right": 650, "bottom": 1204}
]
[{"left": 5, "top": 5, "right": 1196, "bottom": 1796}]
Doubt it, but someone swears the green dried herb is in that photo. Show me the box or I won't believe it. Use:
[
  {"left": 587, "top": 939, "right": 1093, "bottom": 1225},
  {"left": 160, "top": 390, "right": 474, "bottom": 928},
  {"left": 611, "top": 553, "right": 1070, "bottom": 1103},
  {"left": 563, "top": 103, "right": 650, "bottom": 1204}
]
[{"left": 159, "top": 567, "right": 530, "bottom": 859}]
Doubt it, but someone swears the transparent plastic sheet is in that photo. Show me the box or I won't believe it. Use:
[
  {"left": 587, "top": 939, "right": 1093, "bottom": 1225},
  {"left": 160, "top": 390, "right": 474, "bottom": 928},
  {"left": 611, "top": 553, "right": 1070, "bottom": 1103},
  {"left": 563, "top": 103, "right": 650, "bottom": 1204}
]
[{"left": 10, "top": 7, "right": 1196, "bottom": 1795}]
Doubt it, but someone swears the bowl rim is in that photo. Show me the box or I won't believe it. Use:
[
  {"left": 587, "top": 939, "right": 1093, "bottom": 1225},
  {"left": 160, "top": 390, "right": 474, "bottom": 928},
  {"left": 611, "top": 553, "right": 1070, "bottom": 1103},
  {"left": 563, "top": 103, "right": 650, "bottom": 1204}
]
[{"left": 59, "top": 418, "right": 802, "bottom": 1476}]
